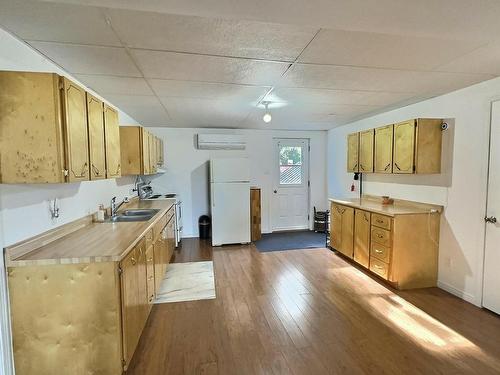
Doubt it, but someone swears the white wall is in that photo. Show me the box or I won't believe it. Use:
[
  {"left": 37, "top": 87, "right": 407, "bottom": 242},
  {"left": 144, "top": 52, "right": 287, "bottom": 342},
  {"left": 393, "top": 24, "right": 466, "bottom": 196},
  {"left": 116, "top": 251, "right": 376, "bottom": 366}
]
[
  {"left": 146, "top": 128, "right": 328, "bottom": 237},
  {"left": 328, "top": 76, "right": 500, "bottom": 306},
  {"left": 0, "top": 27, "right": 140, "bottom": 375}
]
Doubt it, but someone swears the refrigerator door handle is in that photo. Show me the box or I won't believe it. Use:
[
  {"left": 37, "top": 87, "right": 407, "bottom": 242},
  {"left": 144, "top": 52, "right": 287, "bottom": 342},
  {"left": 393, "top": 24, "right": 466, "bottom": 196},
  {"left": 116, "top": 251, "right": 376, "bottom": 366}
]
[{"left": 212, "top": 187, "right": 215, "bottom": 207}]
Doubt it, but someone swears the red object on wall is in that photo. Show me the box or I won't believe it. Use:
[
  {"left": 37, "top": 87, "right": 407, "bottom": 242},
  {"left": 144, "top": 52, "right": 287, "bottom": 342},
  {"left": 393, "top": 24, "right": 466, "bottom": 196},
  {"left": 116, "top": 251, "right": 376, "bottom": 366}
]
[{"left": 351, "top": 183, "right": 355, "bottom": 192}]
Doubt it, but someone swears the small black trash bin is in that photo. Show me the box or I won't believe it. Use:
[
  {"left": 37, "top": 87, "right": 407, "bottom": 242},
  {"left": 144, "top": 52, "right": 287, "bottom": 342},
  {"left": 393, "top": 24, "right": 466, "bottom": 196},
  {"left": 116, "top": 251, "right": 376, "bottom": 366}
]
[{"left": 199, "top": 215, "right": 211, "bottom": 239}]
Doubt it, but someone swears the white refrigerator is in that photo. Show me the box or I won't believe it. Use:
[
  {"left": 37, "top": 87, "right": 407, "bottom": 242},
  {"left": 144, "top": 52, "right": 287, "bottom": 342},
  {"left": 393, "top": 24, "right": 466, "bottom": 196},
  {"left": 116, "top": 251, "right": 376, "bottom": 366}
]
[{"left": 210, "top": 158, "right": 251, "bottom": 246}]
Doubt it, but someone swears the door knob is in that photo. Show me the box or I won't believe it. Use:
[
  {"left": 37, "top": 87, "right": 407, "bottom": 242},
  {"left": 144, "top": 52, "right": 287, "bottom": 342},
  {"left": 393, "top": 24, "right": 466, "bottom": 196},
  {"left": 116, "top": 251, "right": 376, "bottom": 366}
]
[
  {"left": 273, "top": 190, "right": 277, "bottom": 193},
  {"left": 485, "top": 216, "right": 497, "bottom": 224}
]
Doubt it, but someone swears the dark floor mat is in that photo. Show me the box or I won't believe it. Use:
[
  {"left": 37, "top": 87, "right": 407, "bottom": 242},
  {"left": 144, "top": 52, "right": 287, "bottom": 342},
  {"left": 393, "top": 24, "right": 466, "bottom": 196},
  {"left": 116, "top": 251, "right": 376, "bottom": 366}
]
[{"left": 255, "top": 230, "right": 327, "bottom": 252}]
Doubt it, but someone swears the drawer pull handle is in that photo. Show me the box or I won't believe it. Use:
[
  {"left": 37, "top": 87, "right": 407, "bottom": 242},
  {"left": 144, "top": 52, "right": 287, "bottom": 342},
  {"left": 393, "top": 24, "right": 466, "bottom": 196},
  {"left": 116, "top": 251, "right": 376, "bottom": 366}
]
[
  {"left": 377, "top": 234, "right": 383, "bottom": 238},
  {"left": 131, "top": 257, "right": 136, "bottom": 265},
  {"left": 376, "top": 219, "right": 384, "bottom": 224},
  {"left": 375, "top": 249, "right": 383, "bottom": 254},
  {"left": 374, "top": 265, "right": 383, "bottom": 269}
]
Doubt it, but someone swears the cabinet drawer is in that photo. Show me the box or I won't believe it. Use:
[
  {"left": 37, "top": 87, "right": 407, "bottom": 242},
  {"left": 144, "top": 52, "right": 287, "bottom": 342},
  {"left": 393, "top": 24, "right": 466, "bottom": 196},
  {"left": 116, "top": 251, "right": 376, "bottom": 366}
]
[
  {"left": 370, "top": 242, "right": 391, "bottom": 263},
  {"left": 372, "top": 214, "right": 391, "bottom": 230},
  {"left": 370, "top": 258, "right": 389, "bottom": 279},
  {"left": 371, "top": 227, "right": 391, "bottom": 247}
]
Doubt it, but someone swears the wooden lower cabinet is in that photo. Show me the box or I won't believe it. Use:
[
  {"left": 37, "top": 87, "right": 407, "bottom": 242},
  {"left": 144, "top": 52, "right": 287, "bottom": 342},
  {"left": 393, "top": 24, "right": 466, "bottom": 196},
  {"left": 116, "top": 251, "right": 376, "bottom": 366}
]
[
  {"left": 330, "top": 202, "right": 440, "bottom": 290},
  {"left": 250, "top": 188, "right": 262, "bottom": 241},
  {"left": 353, "top": 209, "right": 370, "bottom": 268},
  {"left": 330, "top": 204, "right": 354, "bottom": 258},
  {"left": 7, "top": 209, "right": 176, "bottom": 374}
]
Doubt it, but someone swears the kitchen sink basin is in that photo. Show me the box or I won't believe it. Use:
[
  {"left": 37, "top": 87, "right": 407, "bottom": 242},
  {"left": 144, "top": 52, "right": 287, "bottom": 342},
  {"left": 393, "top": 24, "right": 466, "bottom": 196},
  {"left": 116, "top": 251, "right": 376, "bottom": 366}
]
[
  {"left": 120, "top": 209, "right": 160, "bottom": 216},
  {"left": 104, "top": 209, "right": 160, "bottom": 222}
]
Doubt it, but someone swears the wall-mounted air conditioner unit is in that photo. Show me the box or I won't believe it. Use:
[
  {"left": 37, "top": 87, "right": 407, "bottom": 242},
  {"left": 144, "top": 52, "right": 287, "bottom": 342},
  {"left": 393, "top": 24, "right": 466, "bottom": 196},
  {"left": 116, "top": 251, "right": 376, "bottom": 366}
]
[{"left": 196, "top": 134, "right": 246, "bottom": 150}]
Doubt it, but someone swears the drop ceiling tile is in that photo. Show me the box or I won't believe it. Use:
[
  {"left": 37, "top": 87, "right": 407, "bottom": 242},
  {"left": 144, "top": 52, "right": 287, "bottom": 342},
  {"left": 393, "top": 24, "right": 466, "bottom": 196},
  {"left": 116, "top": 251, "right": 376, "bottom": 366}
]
[
  {"left": 132, "top": 49, "right": 289, "bottom": 85},
  {"left": 279, "top": 63, "right": 494, "bottom": 94},
  {"left": 74, "top": 74, "right": 154, "bottom": 96},
  {"left": 265, "top": 87, "right": 417, "bottom": 107},
  {"left": 107, "top": 8, "right": 318, "bottom": 61},
  {"left": 299, "top": 29, "right": 484, "bottom": 70},
  {"left": 105, "top": 95, "right": 170, "bottom": 126},
  {"left": 0, "top": 1, "right": 120, "bottom": 46},
  {"left": 29, "top": 41, "right": 142, "bottom": 77},
  {"left": 435, "top": 41, "right": 500, "bottom": 75},
  {"left": 160, "top": 96, "right": 253, "bottom": 128},
  {"left": 149, "top": 79, "right": 270, "bottom": 101}
]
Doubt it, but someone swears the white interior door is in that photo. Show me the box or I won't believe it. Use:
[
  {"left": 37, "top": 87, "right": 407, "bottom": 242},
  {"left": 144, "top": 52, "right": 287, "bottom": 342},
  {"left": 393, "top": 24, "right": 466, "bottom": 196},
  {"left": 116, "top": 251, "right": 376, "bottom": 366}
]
[
  {"left": 271, "top": 139, "right": 310, "bottom": 231},
  {"left": 483, "top": 100, "right": 500, "bottom": 314}
]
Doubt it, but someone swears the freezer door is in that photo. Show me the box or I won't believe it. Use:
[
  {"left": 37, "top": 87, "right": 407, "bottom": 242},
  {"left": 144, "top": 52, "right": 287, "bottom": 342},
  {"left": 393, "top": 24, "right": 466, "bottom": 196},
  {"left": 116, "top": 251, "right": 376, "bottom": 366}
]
[
  {"left": 211, "top": 182, "right": 250, "bottom": 246},
  {"left": 210, "top": 158, "right": 250, "bottom": 183}
]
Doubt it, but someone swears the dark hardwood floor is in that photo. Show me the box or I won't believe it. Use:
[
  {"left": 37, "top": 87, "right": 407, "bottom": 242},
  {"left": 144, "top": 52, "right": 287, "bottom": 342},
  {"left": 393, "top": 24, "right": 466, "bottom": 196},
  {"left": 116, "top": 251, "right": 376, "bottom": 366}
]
[{"left": 127, "top": 239, "right": 500, "bottom": 375}]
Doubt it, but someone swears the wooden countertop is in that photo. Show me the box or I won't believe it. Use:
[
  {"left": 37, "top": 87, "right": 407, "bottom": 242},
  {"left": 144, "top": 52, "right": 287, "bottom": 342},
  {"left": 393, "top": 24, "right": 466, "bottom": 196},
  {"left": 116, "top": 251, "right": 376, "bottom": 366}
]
[
  {"left": 5, "top": 199, "right": 175, "bottom": 267},
  {"left": 329, "top": 196, "right": 442, "bottom": 217}
]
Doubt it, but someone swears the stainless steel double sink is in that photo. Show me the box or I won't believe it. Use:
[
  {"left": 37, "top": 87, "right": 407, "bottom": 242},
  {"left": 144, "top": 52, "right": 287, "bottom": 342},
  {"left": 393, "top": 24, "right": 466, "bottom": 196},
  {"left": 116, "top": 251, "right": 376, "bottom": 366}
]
[{"left": 105, "top": 208, "right": 160, "bottom": 222}]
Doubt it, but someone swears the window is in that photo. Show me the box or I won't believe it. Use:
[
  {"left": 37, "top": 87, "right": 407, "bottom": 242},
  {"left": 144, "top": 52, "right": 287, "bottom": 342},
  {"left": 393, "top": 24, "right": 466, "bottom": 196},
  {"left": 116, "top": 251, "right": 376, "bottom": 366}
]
[{"left": 279, "top": 145, "right": 303, "bottom": 185}]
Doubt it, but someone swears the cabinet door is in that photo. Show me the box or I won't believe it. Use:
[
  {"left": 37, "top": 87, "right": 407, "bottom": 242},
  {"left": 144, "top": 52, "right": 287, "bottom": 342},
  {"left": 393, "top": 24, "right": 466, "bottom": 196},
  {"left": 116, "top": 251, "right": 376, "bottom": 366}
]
[
  {"left": 153, "top": 239, "right": 164, "bottom": 294},
  {"left": 136, "top": 241, "right": 149, "bottom": 329},
  {"left": 354, "top": 210, "right": 371, "bottom": 268},
  {"left": 331, "top": 204, "right": 354, "bottom": 258},
  {"left": 359, "top": 129, "right": 374, "bottom": 173},
  {"left": 0, "top": 72, "right": 65, "bottom": 183},
  {"left": 104, "top": 104, "right": 121, "bottom": 178},
  {"left": 374, "top": 124, "right": 394, "bottom": 173},
  {"left": 86, "top": 94, "right": 106, "bottom": 180},
  {"left": 145, "top": 246, "right": 155, "bottom": 304},
  {"left": 149, "top": 133, "right": 157, "bottom": 174},
  {"left": 393, "top": 120, "right": 416, "bottom": 174},
  {"left": 120, "top": 126, "right": 142, "bottom": 175},
  {"left": 347, "top": 133, "right": 359, "bottom": 172},
  {"left": 142, "top": 129, "right": 150, "bottom": 175},
  {"left": 157, "top": 138, "right": 163, "bottom": 166},
  {"left": 61, "top": 77, "right": 89, "bottom": 182},
  {"left": 166, "top": 217, "right": 175, "bottom": 263},
  {"left": 120, "top": 247, "right": 140, "bottom": 369}
]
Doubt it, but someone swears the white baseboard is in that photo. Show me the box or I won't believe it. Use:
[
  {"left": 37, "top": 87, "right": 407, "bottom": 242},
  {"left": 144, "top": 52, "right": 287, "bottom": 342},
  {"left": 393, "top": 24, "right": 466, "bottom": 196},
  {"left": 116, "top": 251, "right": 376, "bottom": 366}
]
[{"left": 437, "top": 280, "right": 478, "bottom": 306}]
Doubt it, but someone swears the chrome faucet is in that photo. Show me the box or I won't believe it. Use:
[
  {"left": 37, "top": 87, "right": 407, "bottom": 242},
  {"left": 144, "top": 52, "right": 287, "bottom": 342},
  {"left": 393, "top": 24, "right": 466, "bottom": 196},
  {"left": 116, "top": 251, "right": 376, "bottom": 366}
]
[{"left": 110, "top": 196, "right": 129, "bottom": 217}]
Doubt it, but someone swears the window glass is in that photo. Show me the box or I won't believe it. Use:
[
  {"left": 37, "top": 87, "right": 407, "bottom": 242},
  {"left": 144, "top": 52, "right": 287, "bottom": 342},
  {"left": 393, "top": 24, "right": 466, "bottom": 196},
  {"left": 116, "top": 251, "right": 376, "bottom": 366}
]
[{"left": 279, "top": 146, "right": 302, "bottom": 185}]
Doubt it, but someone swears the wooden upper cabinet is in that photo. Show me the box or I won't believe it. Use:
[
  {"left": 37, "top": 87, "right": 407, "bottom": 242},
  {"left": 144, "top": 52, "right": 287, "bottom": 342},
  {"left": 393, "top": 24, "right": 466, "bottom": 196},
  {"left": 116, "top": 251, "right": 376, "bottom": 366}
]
[
  {"left": 414, "top": 119, "right": 443, "bottom": 174},
  {"left": 157, "top": 138, "right": 164, "bottom": 167},
  {"left": 350, "top": 118, "right": 442, "bottom": 175},
  {"left": 61, "top": 77, "right": 90, "bottom": 182},
  {"left": 149, "top": 132, "right": 157, "bottom": 174},
  {"left": 393, "top": 120, "right": 416, "bottom": 174},
  {"left": 330, "top": 203, "right": 354, "bottom": 259},
  {"left": 86, "top": 93, "right": 106, "bottom": 180},
  {"left": 0, "top": 71, "right": 96, "bottom": 183},
  {"left": 142, "top": 129, "right": 151, "bottom": 175},
  {"left": 120, "top": 125, "right": 159, "bottom": 175},
  {"left": 104, "top": 104, "right": 121, "bottom": 178},
  {"left": 359, "top": 129, "right": 374, "bottom": 173},
  {"left": 374, "top": 124, "right": 394, "bottom": 173},
  {"left": 0, "top": 72, "right": 65, "bottom": 183},
  {"left": 347, "top": 132, "right": 359, "bottom": 172},
  {"left": 354, "top": 209, "right": 371, "bottom": 268}
]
